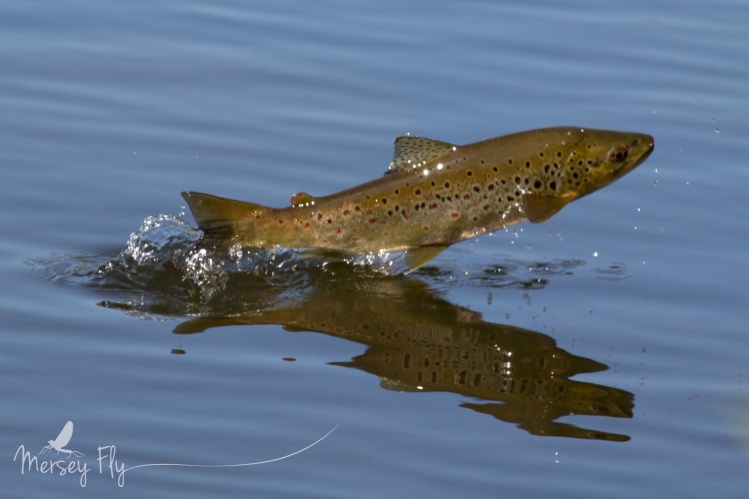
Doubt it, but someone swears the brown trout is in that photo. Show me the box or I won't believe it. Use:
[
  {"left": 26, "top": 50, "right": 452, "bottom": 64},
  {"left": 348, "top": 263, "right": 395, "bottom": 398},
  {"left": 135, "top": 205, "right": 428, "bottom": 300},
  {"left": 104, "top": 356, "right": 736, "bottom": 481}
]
[{"left": 183, "top": 127, "right": 653, "bottom": 270}]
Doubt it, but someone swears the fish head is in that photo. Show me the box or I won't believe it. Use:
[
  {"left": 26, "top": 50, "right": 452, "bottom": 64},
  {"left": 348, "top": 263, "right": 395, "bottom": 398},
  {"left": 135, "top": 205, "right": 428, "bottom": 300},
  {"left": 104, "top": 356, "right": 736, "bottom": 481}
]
[
  {"left": 519, "top": 127, "right": 654, "bottom": 224},
  {"left": 557, "top": 128, "right": 654, "bottom": 200}
]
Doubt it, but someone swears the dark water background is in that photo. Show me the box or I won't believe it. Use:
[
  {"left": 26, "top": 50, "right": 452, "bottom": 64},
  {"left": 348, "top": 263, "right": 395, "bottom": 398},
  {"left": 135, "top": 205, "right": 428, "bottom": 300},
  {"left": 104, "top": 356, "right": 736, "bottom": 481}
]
[{"left": 2, "top": 1, "right": 748, "bottom": 497}]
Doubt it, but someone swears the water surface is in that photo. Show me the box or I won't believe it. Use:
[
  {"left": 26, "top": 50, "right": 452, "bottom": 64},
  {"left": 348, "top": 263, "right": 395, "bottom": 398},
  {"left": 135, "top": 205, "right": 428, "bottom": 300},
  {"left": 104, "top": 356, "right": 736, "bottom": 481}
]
[{"left": 2, "top": 0, "right": 749, "bottom": 497}]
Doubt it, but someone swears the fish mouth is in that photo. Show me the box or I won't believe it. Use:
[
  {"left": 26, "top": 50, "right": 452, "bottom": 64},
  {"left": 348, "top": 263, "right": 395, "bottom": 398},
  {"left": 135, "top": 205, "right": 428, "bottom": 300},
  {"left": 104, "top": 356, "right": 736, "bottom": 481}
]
[
  {"left": 642, "top": 135, "right": 655, "bottom": 155},
  {"left": 635, "top": 134, "right": 655, "bottom": 160},
  {"left": 633, "top": 135, "right": 655, "bottom": 169}
]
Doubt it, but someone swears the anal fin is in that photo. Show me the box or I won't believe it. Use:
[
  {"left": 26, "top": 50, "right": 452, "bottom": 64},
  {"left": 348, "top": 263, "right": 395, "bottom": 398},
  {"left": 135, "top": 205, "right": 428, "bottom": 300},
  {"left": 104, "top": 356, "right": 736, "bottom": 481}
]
[{"left": 404, "top": 245, "right": 448, "bottom": 272}]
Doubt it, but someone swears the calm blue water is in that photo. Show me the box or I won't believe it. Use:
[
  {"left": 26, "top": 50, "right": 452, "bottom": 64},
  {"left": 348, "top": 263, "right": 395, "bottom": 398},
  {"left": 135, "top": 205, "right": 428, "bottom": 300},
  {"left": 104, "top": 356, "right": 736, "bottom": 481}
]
[{"left": 2, "top": 0, "right": 749, "bottom": 497}]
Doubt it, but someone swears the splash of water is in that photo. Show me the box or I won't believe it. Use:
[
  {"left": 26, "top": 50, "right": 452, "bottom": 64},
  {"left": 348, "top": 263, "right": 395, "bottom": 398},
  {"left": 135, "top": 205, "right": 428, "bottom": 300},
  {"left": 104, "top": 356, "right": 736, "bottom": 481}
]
[{"left": 27, "top": 212, "right": 597, "bottom": 319}]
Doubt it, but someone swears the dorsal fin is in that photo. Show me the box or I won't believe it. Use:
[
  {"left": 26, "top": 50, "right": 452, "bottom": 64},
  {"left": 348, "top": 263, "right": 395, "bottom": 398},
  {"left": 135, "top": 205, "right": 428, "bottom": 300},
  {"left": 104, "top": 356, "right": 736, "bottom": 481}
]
[
  {"left": 389, "top": 135, "right": 457, "bottom": 172},
  {"left": 290, "top": 191, "right": 316, "bottom": 207}
]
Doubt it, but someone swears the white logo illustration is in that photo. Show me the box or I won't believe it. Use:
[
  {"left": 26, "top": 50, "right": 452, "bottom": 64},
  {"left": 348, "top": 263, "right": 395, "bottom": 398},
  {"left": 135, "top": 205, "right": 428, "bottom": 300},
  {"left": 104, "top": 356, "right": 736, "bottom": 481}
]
[
  {"left": 14, "top": 420, "right": 338, "bottom": 488},
  {"left": 39, "top": 421, "right": 84, "bottom": 458}
]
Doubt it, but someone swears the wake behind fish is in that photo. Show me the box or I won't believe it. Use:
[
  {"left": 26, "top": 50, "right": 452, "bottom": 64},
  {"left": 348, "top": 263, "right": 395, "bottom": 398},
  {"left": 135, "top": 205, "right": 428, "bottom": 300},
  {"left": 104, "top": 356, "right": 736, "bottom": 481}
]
[
  {"left": 30, "top": 214, "right": 308, "bottom": 292},
  {"left": 26, "top": 214, "right": 413, "bottom": 315},
  {"left": 27, "top": 212, "right": 614, "bottom": 321}
]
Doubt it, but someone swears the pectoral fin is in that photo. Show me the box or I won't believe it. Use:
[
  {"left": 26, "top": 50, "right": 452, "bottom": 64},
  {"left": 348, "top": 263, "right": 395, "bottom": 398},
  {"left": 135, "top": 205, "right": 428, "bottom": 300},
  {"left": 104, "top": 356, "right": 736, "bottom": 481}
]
[
  {"left": 523, "top": 194, "right": 572, "bottom": 223},
  {"left": 404, "top": 245, "right": 448, "bottom": 272}
]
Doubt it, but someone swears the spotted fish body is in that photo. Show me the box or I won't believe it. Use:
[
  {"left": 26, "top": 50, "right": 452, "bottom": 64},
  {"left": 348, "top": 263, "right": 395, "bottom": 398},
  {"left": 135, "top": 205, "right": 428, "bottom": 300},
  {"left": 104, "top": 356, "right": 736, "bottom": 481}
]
[{"left": 183, "top": 127, "right": 654, "bottom": 270}]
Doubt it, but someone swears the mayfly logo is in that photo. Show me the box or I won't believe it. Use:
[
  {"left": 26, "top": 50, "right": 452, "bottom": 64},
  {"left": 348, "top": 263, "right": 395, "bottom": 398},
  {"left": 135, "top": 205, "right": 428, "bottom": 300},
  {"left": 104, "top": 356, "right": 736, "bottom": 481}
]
[
  {"left": 14, "top": 420, "right": 339, "bottom": 488},
  {"left": 39, "top": 421, "right": 84, "bottom": 458}
]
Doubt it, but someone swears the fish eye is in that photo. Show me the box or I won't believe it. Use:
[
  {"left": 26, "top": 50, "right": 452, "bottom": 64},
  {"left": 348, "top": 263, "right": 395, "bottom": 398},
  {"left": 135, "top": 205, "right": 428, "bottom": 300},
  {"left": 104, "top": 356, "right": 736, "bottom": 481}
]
[{"left": 609, "top": 147, "right": 628, "bottom": 162}]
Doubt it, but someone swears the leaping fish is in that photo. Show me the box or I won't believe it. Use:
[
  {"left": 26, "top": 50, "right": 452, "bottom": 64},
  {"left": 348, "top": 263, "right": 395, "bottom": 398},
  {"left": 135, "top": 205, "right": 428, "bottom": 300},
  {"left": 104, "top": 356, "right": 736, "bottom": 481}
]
[{"left": 182, "top": 127, "right": 654, "bottom": 270}]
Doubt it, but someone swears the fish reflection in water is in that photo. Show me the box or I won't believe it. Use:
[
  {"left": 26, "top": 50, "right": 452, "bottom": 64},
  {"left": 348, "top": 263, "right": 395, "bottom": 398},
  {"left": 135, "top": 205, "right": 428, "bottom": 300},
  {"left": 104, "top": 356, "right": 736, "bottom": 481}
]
[{"left": 171, "top": 269, "right": 633, "bottom": 442}]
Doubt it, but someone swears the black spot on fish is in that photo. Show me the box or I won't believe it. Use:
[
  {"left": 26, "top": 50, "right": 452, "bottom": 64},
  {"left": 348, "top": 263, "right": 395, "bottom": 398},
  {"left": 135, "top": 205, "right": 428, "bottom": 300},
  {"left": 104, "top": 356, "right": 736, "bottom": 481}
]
[
  {"left": 533, "top": 180, "right": 542, "bottom": 189},
  {"left": 343, "top": 209, "right": 351, "bottom": 216},
  {"left": 327, "top": 218, "right": 333, "bottom": 224},
  {"left": 354, "top": 205, "right": 361, "bottom": 212},
  {"left": 381, "top": 198, "right": 387, "bottom": 204},
  {"left": 549, "top": 181, "right": 557, "bottom": 191},
  {"left": 525, "top": 161, "right": 531, "bottom": 168},
  {"left": 317, "top": 214, "right": 323, "bottom": 221},
  {"left": 415, "top": 188, "right": 422, "bottom": 195},
  {"left": 473, "top": 186, "right": 480, "bottom": 193},
  {"left": 466, "top": 170, "right": 473, "bottom": 177},
  {"left": 444, "top": 181, "right": 451, "bottom": 188}
]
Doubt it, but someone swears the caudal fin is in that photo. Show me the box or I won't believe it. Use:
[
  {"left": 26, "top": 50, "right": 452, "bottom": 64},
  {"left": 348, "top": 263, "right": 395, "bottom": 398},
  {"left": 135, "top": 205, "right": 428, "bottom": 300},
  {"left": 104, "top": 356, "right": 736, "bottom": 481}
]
[{"left": 181, "top": 191, "right": 272, "bottom": 244}]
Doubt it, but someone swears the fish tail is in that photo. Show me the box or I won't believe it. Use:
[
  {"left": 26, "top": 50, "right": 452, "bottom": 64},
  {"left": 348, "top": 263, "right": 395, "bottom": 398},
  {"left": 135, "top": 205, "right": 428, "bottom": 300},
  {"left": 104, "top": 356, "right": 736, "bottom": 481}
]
[{"left": 181, "top": 191, "right": 271, "bottom": 244}]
